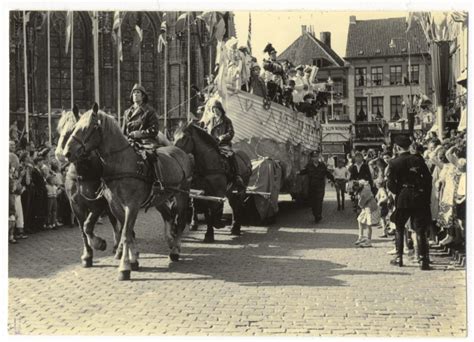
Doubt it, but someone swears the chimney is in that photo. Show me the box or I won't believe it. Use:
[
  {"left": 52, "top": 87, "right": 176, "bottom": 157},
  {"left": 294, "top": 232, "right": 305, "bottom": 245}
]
[
  {"left": 350, "top": 15, "right": 356, "bottom": 24},
  {"left": 302, "top": 25, "right": 307, "bottom": 35},
  {"left": 320, "top": 32, "right": 331, "bottom": 48}
]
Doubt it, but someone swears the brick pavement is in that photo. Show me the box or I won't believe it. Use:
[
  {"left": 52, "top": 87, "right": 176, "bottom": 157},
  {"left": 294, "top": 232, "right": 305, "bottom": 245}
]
[{"left": 8, "top": 187, "right": 467, "bottom": 336}]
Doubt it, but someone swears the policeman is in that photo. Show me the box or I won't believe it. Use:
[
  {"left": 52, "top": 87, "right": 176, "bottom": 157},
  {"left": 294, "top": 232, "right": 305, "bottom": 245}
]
[
  {"left": 122, "top": 83, "right": 164, "bottom": 192},
  {"left": 386, "top": 135, "right": 432, "bottom": 270},
  {"left": 299, "top": 149, "right": 335, "bottom": 223}
]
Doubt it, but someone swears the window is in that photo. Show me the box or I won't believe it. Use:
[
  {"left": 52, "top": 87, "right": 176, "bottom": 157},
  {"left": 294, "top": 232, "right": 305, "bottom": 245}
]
[
  {"left": 355, "top": 67, "right": 366, "bottom": 87},
  {"left": 371, "top": 97, "right": 384, "bottom": 120},
  {"left": 332, "top": 78, "right": 345, "bottom": 97},
  {"left": 371, "top": 67, "right": 383, "bottom": 86},
  {"left": 409, "top": 64, "right": 419, "bottom": 84},
  {"left": 390, "top": 96, "right": 403, "bottom": 120},
  {"left": 390, "top": 65, "right": 402, "bottom": 85},
  {"left": 355, "top": 97, "right": 368, "bottom": 122}
]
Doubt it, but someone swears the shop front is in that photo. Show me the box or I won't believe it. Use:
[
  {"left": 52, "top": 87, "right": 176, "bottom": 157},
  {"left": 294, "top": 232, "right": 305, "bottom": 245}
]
[{"left": 321, "top": 123, "right": 352, "bottom": 159}]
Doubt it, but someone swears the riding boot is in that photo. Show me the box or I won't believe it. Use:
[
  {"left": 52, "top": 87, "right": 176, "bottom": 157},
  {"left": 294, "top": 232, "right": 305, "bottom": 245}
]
[
  {"left": 390, "top": 228, "right": 404, "bottom": 267},
  {"left": 229, "top": 154, "right": 245, "bottom": 191},
  {"left": 148, "top": 152, "right": 165, "bottom": 194},
  {"left": 417, "top": 229, "right": 431, "bottom": 270}
]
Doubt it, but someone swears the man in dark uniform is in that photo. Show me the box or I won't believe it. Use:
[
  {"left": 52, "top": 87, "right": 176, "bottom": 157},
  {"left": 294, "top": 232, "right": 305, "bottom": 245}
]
[
  {"left": 386, "top": 135, "right": 432, "bottom": 270},
  {"left": 204, "top": 100, "right": 245, "bottom": 190},
  {"left": 299, "top": 149, "right": 335, "bottom": 223},
  {"left": 122, "top": 83, "right": 164, "bottom": 192}
]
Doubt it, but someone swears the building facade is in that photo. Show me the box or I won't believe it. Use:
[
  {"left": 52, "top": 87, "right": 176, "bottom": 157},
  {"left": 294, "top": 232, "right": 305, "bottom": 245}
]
[{"left": 345, "top": 16, "right": 432, "bottom": 147}]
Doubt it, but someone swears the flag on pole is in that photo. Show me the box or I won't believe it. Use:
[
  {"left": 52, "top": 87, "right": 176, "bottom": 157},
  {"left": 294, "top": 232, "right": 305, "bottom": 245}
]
[
  {"left": 65, "top": 11, "right": 73, "bottom": 54},
  {"left": 24, "top": 11, "right": 30, "bottom": 23},
  {"left": 157, "top": 20, "right": 167, "bottom": 53},
  {"left": 247, "top": 12, "right": 252, "bottom": 54},
  {"left": 112, "top": 11, "right": 123, "bottom": 61},
  {"left": 131, "top": 13, "right": 143, "bottom": 56}
]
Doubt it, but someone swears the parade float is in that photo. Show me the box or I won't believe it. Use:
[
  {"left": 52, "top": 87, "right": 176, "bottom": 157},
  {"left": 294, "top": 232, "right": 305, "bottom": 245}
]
[{"left": 198, "top": 36, "right": 323, "bottom": 207}]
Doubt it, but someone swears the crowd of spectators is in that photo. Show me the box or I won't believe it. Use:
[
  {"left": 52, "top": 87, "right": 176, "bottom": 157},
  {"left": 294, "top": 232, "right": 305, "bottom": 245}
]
[
  {"left": 8, "top": 131, "right": 72, "bottom": 244},
  {"left": 324, "top": 128, "right": 466, "bottom": 260}
]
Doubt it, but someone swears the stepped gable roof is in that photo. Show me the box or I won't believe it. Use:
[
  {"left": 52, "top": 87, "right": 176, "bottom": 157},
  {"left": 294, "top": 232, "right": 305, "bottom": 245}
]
[{"left": 345, "top": 17, "right": 429, "bottom": 59}]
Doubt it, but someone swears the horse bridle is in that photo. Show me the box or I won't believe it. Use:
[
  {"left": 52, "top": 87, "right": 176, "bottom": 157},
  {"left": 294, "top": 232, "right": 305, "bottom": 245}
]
[{"left": 70, "top": 121, "right": 102, "bottom": 159}]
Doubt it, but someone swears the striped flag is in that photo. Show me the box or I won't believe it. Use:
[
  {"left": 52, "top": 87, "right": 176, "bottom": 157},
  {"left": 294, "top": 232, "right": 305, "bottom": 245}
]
[
  {"left": 247, "top": 12, "right": 252, "bottom": 54},
  {"left": 131, "top": 13, "right": 143, "bottom": 56},
  {"left": 112, "top": 11, "right": 123, "bottom": 61},
  {"left": 65, "top": 11, "right": 73, "bottom": 54}
]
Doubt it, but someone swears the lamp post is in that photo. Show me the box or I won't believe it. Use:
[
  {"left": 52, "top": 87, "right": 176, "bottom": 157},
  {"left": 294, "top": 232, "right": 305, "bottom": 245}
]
[
  {"left": 389, "top": 36, "right": 414, "bottom": 136},
  {"left": 327, "top": 76, "right": 334, "bottom": 123}
]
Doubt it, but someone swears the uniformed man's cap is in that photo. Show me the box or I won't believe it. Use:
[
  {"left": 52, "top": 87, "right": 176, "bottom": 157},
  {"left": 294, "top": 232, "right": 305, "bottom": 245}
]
[
  {"left": 130, "top": 84, "right": 149, "bottom": 103},
  {"left": 296, "top": 65, "right": 305, "bottom": 71},
  {"left": 394, "top": 135, "right": 411, "bottom": 149}
]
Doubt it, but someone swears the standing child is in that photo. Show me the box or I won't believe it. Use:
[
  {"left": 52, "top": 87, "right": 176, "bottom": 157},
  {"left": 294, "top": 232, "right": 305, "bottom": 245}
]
[
  {"left": 375, "top": 179, "right": 389, "bottom": 237},
  {"left": 45, "top": 175, "right": 58, "bottom": 230},
  {"left": 354, "top": 180, "right": 381, "bottom": 247},
  {"left": 333, "top": 158, "right": 350, "bottom": 210}
]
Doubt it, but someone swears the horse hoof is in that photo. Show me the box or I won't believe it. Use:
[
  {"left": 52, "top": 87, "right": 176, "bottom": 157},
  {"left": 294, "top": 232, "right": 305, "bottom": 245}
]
[
  {"left": 82, "top": 258, "right": 93, "bottom": 268},
  {"left": 131, "top": 262, "right": 140, "bottom": 271},
  {"left": 230, "top": 228, "right": 241, "bottom": 236},
  {"left": 190, "top": 224, "right": 198, "bottom": 231},
  {"left": 95, "top": 238, "right": 107, "bottom": 251},
  {"left": 169, "top": 253, "right": 180, "bottom": 262},
  {"left": 203, "top": 235, "right": 215, "bottom": 243},
  {"left": 115, "top": 251, "right": 123, "bottom": 260},
  {"left": 118, "top": 270, "right": 131, "bottom": 281}
]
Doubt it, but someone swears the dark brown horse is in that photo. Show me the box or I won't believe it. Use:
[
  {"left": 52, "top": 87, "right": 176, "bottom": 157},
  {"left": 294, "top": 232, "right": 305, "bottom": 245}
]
[
  {"left": 55, "top": 107, "right": 121, "bottom": 268},
  {"left": 174, "top": 122, "right": 252, "bottom": 242},
  {"left": 64, "top": 104, "right": 193, "bottom": 281}
]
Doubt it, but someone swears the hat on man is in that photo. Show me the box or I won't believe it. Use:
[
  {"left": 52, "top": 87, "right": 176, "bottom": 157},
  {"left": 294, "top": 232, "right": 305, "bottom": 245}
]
[
  {"left": 263, "top": 43, "right": 277, "bottom": 55},
  {"left": 296, "top": 65, "right": 305, "bottom": 71},
  {"left": 129, "top": 83, "right": 149, "bottom": 103},
  {"left": 394, "top": 134, "right": 412, "bottom": 150}
]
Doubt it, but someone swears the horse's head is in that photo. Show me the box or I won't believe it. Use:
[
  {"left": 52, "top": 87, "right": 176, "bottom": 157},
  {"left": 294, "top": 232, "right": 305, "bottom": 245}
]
[
  {"left": 64, "top": 103, "right": 103, "bottom": 162},
  {"left": 173, "top": 122, "right": 195, "bottom": 154},
  {"left": 55, "top": 105, "right": 80, "bottom": 163}
]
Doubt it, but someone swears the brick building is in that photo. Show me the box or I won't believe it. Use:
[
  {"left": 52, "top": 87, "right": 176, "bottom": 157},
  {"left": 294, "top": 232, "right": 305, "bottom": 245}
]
[{"left": 9, "top": 11, "right": 234, "bottom": 143}]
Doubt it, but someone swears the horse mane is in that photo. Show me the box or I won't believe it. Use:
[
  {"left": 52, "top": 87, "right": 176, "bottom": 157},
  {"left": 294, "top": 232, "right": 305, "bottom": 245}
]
[
  {"left": 186, "top": 122, "right": 220, "bottom": 151},
  {"left": 77, "top": 109, "right": 120, "bottom": 134},
  {"left": 57, "top": 110, "right": 77, "bottom": 134}
]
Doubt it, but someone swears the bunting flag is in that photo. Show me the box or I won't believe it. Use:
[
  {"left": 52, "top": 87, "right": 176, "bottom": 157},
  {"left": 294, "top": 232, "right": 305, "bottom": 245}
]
[
  {"left": 131, "top": 13, "right": 143, "bottom": 56},
  {"left": 175, "top": 12, "right": 190, "bottom": 34},
  {"left": 112, "top": 11, "right": 123, "bottom": 61},
  {"left": 451, "top": 11, "right": 468, "bottom": 23},
  {"left": 65, "top": 11, "right": 73, "bottom": 54},
  {"left": 247, "top": 12, "right": 252, "bottom": 54}
]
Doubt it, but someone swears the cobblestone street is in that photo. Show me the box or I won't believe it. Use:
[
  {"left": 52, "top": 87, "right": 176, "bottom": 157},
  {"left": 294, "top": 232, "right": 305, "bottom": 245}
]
[{"left": 8, "top": 188, "right": 467, "bottom": 336}]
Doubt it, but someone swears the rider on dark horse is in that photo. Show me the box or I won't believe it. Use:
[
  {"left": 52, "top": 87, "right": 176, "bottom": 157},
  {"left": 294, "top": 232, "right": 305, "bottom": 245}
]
[
  {"left": 122, "top": 83, "right": 164, "bottom": 193},
  {"left": 204, "top": 100, "right": 245, "bottom": 190}
]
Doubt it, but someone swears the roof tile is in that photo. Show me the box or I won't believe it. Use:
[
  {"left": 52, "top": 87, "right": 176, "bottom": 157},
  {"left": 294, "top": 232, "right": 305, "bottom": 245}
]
[{"left": 345, "top": 17, "right": 429, "bottom": 59}]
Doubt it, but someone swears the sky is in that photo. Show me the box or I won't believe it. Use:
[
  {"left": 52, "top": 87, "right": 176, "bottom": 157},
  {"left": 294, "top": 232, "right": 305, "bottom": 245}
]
[{"left": 233, "top": 11, "right": 410, "bottom": 64}]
